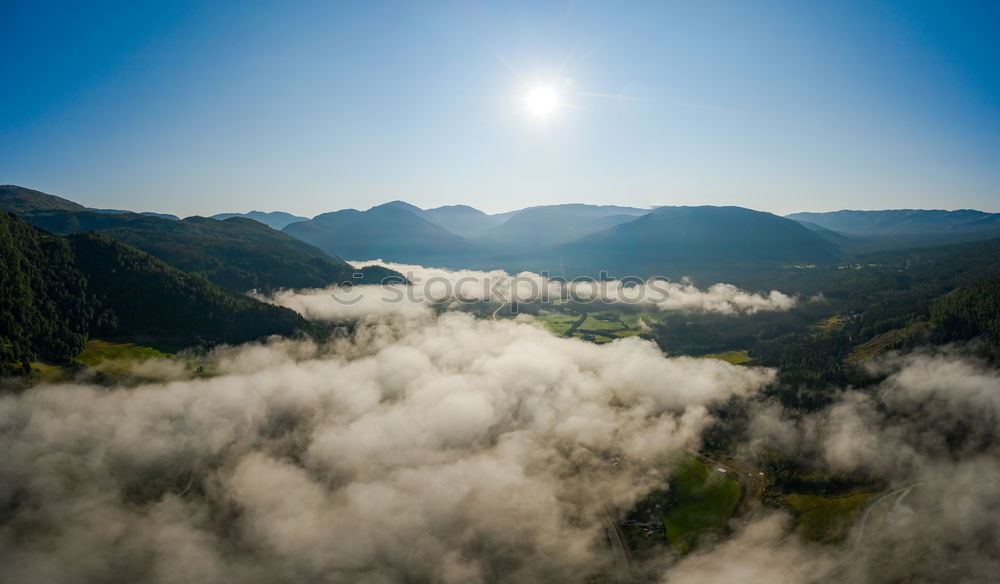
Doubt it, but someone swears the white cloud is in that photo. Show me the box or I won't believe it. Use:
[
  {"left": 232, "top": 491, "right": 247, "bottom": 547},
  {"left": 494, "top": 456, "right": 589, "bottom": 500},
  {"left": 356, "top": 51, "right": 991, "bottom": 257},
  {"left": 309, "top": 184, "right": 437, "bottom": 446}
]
[
  {"left": 265, "top": 260, "right": 798, "bottom": 321},
  {"left": 0, "top": 312, "right": 773, "bottom": 583}
]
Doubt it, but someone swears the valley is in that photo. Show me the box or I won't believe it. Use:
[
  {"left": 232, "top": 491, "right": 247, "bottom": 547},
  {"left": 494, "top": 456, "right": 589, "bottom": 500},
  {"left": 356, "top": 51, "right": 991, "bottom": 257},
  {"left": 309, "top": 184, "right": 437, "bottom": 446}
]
[
  {"left": 4, "top": 5, "right": 997, "bottom": 581},
  {"left": 3, "top": 185, "right": 1000, "bottom": 582}
]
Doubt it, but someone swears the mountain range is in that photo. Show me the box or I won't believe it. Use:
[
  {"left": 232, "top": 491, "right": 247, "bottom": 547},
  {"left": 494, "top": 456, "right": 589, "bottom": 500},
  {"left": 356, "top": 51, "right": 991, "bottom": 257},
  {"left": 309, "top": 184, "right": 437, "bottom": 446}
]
[
  {"left": 787, "top": 209, "right": 1000, "bottom": 252},
  {"left": 6, "top": 183, "right": 1000, "bottom": 368},
  {"left": 787, "top": 209, "right": 1000, "bottom": 235},
  {"left": 282, "top": 200, "right": 841, "bottom": 276},
  {"left": 473, "top": 204, "right": 649, "bottom": 250},
  {"left": 7, "top": 184, "right": 1000, "bottom": 281}
]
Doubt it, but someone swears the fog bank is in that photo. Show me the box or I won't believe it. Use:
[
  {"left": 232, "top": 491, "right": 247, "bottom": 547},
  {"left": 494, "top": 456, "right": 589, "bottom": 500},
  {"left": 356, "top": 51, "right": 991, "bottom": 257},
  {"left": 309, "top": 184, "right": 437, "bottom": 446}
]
[{"left": 0, "top": 313, "right": 772, "bottom": 583}]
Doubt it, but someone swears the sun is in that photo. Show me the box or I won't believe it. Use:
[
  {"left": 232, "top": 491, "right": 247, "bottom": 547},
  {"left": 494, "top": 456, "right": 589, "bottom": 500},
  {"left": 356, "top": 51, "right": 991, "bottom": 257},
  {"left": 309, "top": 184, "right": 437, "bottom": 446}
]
[{"left": 522, "top": 85, "right": 560, "bottom": 118}]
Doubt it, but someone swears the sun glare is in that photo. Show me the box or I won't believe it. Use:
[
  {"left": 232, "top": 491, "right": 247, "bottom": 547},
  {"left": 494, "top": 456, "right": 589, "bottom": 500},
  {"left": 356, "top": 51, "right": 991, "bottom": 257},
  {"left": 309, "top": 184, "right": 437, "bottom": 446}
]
[{"left": 523, "top": 85, "right": 560, "bottom": 118}]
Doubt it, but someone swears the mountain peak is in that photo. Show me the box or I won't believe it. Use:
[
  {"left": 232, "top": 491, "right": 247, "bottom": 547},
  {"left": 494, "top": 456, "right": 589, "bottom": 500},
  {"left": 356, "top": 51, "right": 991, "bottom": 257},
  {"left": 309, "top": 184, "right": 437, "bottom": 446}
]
[
  {"left": 426, "top": 204, "right": 487, "bottom": 214},
  {"left": 284, "top": 200, "right": 471, "bottom": 263},
  {"left": 370, "top": 200, "right": 425, "bottom": 214}
]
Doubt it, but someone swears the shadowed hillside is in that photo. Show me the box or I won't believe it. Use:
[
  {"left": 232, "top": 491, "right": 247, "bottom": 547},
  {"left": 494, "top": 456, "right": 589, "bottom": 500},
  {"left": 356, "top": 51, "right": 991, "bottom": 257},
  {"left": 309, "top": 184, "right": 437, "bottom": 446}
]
[
  {"left": 1, "top": 212, "right": 314, "bottom": 369},
  {"left": 0, "top": 186, "right": 402, "bottom": 292}
]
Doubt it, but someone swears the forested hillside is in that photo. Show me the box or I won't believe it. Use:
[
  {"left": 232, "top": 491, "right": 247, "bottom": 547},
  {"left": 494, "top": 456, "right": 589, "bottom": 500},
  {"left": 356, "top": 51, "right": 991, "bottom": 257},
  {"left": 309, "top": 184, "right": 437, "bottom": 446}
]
[
  {"left": 20, "top": 209, "right": 391, "bottom": 292},
  {"left": 0, "top": 212, "right": 92, "bottom": 367},
  {"left": 69, "top": 233, "right": 313, "bottom": 348},
  {"left": 650, "top": 236, "right": 1000, "bottom": 409},
  {"left": 931, "top": 277, "right": 1000, "bottom": 347},
  {"left": 1, "top": 213, "right": 315, "bottom": 372}
]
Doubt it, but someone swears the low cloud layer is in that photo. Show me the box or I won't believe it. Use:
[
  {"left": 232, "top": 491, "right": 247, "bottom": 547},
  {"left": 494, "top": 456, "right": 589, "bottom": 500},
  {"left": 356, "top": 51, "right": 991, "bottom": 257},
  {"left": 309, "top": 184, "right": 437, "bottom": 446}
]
[
  {"left": 265, "top": 260, "right": 797, "bottom": 320},
  {"left": 744, "top": 348, "right": 1000, "bottom": 478},
  {"left": 0, "top": 313, "right": 773, "bottom": 583},
  {"left": 719, "top": 347, "right": 1000, "bottom": 583},
  {"left": 4, "top": 290, "right": 999, "bottom": 582}
]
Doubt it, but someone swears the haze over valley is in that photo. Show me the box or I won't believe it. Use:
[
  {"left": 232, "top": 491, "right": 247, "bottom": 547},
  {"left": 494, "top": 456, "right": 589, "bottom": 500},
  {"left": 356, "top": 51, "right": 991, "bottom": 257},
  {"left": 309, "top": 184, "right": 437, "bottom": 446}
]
[{"left": 5, "top": 181, "right": 1000, "bottom": 582}]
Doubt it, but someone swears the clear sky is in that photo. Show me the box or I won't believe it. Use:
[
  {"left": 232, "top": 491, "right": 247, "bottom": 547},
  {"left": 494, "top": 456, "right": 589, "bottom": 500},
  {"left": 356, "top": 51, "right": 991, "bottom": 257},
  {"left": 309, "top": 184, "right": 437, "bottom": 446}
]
[{"left": 2, "top": 0, "right": 998, "bottom": 217}]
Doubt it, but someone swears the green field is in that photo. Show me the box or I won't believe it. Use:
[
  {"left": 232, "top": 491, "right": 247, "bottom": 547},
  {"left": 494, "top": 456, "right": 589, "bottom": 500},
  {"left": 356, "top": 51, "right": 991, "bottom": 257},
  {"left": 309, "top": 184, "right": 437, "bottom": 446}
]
[
  {"left": 845, "top": 321, "right": 931, "bottom": 363},
  {"left": 610, "top": 330, "right": 645, "bottom": 339},
  {"left": 536, "top": 308, "right": 657, "bottom": 343},
  {"left": 25, "top": 361, "right": 71, "bottom": 383},
  {"left": 812, "top": 315, "right": 847, "bottom": 332},
  {"left": 23, "top": 340, "right": 172, "bottom": 384},
  {"left": 662, "top": 456, "right": 742, "bottom": 554},
  {"left": 579, "top": 314, "right": 623, "bottom": 331},
  {"left": 700, "top": 349, "right": 752, "bottom": 364},
  {"left": 535, "top": 312, "right": 581, "bottom": 335},
  {"left": 783, "top": 492, "right": 873, "bottom": 543},
  {"left": 75, "top": 340, "right": 170, "bottom": 366}
]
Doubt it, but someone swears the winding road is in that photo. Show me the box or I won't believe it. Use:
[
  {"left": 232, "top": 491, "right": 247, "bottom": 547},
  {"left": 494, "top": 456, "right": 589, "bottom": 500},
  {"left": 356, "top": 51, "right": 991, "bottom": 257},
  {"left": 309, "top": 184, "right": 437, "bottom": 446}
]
[
  {"left": 601, "top": 503, "right": 633, "bottom": 583},
  {"left": 849, "top": 482, "right": 926, "bottom": 553},
  {"left": 564, "top": 311, "right": 588, "bottom": 337}
]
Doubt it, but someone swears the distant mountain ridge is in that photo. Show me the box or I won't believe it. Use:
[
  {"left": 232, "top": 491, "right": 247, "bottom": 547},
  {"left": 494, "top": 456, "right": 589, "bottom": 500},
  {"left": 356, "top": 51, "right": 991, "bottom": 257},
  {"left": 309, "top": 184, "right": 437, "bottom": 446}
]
[
  {"left": 787, "top": 209, "right": 1000, "bottom": 235},
  {"left": 475, "top": 204, "right": 648, "bottom": 249},
  {"left": 545, "top": 205, "right": 841, "bottom": 276},
  {"left": 11, "top": 184, "right": 1000, "bottom": 280},
  {"left": 211, "top": 210, "right": 309, "bottom": 230},
  {"left": 423, "top": 205, "right": 505, "bottom": 237},
  {"left": 93, "top": 208, "right": 181, "bottom": 221},
  {"left": 283, "top": 201, "right": 652, "bottom": 265},
  {"left": 283, "top": 201, "right": 475, "bottom": 263},
  {"left": 284, "top": 199, "right": 840, "bottom": 276}
]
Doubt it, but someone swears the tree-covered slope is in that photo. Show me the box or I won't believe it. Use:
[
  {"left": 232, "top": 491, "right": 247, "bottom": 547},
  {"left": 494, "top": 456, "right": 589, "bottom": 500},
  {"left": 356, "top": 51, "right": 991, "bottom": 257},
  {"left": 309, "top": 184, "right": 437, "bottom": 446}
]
[
  {"left": 931, "top": 277, "right": 1000, "bottom": 346},
  {"left": 69, "top": 232, "right": 312, "bottom": 348},
  {"left": 0, "top": 212, "right": 92, "bottom": 366},
  {"left": 1, "top": 213, "right": 316, "bottom": 370},
  {"left": 20, "top": 209, "right": 379, "bottom": 292}
]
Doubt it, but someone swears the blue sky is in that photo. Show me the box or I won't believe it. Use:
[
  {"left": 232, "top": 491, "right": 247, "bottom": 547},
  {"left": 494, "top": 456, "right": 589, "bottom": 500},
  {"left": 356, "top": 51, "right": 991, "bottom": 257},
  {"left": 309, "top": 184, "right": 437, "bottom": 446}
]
[{"left": 1, "top": 0, "right": 998, "bottom": 217}]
